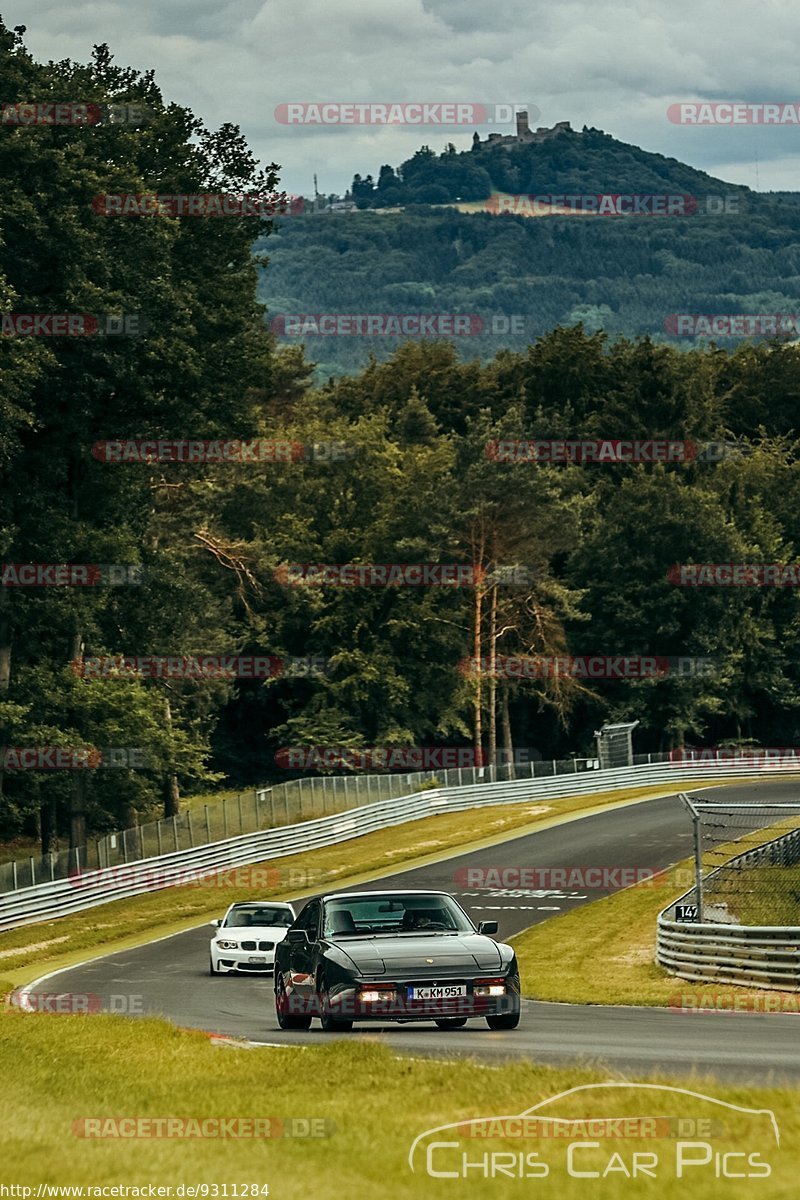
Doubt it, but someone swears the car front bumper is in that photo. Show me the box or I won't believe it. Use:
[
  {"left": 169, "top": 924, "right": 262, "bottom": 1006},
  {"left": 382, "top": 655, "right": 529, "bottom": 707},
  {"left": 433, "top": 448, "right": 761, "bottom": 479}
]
[
  {"left": 316, "top": 976, "right": 520, "bottom": 1021},
  {"left": 212, "top": 947, "right": 277, "bottom": 973}
]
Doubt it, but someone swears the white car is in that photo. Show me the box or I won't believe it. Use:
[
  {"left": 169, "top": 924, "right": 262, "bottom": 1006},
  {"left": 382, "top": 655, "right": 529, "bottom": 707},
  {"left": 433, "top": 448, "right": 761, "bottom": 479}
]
[{"left": 209, "top": 901, "right": 296, "bottom": 975}]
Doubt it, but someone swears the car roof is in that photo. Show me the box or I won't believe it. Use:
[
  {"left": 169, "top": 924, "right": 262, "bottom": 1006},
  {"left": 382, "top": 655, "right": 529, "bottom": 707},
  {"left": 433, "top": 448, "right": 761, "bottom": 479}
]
[
  {"left": 319, "top": 890, "right": 450, "bottom": 902},
  {"left": 227, "top": 900, "right": 294, "bottom": 909}
]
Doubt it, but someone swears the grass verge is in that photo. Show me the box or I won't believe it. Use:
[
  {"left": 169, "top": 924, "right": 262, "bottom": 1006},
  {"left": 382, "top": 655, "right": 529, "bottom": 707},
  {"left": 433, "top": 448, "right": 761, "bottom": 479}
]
[
  {"left": 0, "top": 1009, "right": 795, "bottom": 1197},
  {"left": 0, "top": 780, "right": 713, "bottom": 988}
]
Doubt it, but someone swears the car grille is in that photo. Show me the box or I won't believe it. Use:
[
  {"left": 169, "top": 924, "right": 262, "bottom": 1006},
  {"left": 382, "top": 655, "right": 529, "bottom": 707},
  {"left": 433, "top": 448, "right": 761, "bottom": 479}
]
[{"left": 239, "top": 940, "right": 274, "bottom": 951}]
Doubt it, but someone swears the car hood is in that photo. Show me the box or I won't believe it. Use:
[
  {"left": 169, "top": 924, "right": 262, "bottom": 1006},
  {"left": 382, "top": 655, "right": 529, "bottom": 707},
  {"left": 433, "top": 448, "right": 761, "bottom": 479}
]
[
  {"left": 334, "top": 933, "right": 504, "bottom": 976},
  {"left": 215, "top": 925, "right": 291, "bottom": 939}
]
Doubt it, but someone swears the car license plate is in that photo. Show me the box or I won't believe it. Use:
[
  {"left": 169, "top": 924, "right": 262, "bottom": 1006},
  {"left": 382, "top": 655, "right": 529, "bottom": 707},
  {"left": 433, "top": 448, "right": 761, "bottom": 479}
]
[
  {"left": 248, "top": 955, "right": 268, "bottom": 963},
  {"left": 408, "top": 985, "right": 466, "bottom": 999}
]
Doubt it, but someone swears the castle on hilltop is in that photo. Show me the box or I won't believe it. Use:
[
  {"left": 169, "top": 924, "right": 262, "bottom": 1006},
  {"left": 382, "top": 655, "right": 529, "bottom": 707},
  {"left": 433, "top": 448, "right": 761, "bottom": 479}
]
[{"left": 473, "top": 113, "right": 572, "bottom": 149}]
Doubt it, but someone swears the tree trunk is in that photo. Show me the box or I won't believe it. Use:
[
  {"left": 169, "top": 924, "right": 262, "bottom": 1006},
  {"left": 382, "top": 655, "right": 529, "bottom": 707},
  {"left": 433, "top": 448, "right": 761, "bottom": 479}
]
[
  {"left": 70, "top": 770, "right": 87, "bottom": 848},
  {"left": 0, "top": 587, "right": 11, "bottom": 693},
  {"left": 501, "top": 687, "right": 515, "bottom": 780},
  {"left": 488, "top": 581, "right": 497, "bottom": 769},
  {"left": 40, "top": 789, "right": 57, "bottom": 855},
  {"left": 472, "top": 527, "right": 485, "bottom": 768},
  {"left": 163, "top": 697, "right": 180, "bottom": 816}
]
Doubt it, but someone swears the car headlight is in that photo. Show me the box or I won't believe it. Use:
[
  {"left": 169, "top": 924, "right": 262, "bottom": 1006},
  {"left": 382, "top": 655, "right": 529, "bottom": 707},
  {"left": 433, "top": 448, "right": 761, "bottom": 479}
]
[
  {"left": 216, "top": 940, "right": 239, "bottom": 950},
  {"left": 474, "top": 978, "right": 506, "bottom": 997}
]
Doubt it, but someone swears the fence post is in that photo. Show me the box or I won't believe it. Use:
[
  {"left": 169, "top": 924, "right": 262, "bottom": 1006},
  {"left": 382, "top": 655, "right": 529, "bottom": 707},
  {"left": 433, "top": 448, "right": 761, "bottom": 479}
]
[
  {"left": 205, "top": 805, "right": 211, "bottom": 842},
  {"left": 173, "top": 815, "right": 179, "bottom": 851},
  {"left": 269, "top": 790, "right": 275, "bottom": 827},
  {"left": 156, "top": 821, "right": 163, "bottom": 856},
  {"left": 237, "top": 793, "right": 243, "bottom": 834},
  {"left": 223, "top": 797, "right": 228, "bottom": 838},
  {"left": 283, "top": 785, "right": 290, "bottom": 824},
  {"left": 692, "top": 811, "right": 704, "bottom": 920},
  {"left": 50, "top": 853, "right": 56, "bottom": 882},
  {"left": 253, "top": 791, "right": 259, "bottom": 828},
  {"left": 187, "top": 810, "right": 195, "bottom": 848},
  {"left": 139, "top": 825, "right": 145, "bottom": 860},
  {"left": 12, "top": 860, "right": 17, "bottom": 890}
]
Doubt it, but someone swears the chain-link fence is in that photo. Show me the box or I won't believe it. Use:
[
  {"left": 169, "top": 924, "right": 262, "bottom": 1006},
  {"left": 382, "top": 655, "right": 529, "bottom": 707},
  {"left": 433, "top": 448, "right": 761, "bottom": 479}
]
[
  {"left": 679, "top": 795, "right": 800, "bottom": 925},
  {"left": 0, "top": 751, "right": 649, "bottom": 895}
]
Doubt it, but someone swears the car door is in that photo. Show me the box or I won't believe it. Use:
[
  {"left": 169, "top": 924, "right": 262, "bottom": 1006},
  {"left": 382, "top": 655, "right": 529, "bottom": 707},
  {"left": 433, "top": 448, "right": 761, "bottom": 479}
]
[{"left": 287, "top": 900, "right": 320, "bottom": 1004}]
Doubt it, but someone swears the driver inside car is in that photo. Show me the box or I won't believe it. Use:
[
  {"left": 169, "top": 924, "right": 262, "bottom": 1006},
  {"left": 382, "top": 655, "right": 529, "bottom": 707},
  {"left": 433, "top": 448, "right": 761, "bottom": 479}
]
[{"left": 401, "top": 908, "right": 444, "bottom": 930}]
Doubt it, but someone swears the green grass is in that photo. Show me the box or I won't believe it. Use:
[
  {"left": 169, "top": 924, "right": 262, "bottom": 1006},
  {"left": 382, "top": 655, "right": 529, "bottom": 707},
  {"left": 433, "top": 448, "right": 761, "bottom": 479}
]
[
  {"left": 0, "top": 1008, "right": 795, "bottom": 1197},
  {"left": 0, "top": 781, "right": 709, "bottom": 988}
]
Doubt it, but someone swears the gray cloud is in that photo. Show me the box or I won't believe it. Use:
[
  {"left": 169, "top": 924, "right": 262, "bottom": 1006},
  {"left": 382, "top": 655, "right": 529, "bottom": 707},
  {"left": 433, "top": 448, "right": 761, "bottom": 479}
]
[{"left": 7, "top": 0, "right": 800, "bottom": 194}]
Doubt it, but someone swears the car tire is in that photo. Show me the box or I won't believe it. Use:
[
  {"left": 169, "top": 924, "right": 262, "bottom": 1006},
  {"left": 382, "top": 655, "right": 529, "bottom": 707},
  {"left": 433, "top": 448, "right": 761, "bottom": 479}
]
[
  {"left": 434, "top": 1018, "right": 468, "bottom": 1030},
  {"left": 275, "top": 972, "right": 312, "bottom": 1031},
  {"left": 486, "top": 972, "right": 521, "bottom": 1029},
  {"left": 318, "top": 980, "right": 353, "bottom": 1032},
  {"left": 486, "top": 1011, "right": 520, "bottom": 1030}
]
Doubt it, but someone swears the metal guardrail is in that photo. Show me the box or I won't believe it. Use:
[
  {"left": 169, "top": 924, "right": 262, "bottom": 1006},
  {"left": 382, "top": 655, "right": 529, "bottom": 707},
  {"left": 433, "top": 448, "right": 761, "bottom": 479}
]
[
  {"left": 0, "top": 756, "right": 605, "bottom": 894},
  {"left": 657, "top": 826, "right": 800, "bottom": 991},
  {"left": 1, "top": 757, "right": 796, "bottom": 932}
]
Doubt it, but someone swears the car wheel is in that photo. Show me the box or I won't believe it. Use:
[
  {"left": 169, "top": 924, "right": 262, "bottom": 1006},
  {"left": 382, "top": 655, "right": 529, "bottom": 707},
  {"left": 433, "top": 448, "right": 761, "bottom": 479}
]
[
  {"left": 275, "top": 972, "right": 312, "bottom": 1031},
  {"left": 434, "top": 1018, "right": 468, "bottom": 1030},
  {"left": 486, "top": 1011, "right": 520, "bottom": 1030},
  {"left": 318, "top": 980, "right": 353, "bottom": 1033}
]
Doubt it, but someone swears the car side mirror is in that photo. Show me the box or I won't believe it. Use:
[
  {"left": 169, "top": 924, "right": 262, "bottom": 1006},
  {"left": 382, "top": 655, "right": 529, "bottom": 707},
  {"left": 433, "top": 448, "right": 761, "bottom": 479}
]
[
  {"left": 286, "top": 928, "right": 308, "bottom": 943},
  {"left": 212, "top": 919, "right": 221, "bottom": 927},
  {"left": 478, "top": 920, "right": 498, "bottom": 934}
]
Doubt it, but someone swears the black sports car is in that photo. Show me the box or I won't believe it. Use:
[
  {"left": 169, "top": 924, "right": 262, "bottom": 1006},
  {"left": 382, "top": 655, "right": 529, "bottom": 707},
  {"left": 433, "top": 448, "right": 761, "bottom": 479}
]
[{"left": 273, "top": 889, "right": 521, "bottom": 1032}]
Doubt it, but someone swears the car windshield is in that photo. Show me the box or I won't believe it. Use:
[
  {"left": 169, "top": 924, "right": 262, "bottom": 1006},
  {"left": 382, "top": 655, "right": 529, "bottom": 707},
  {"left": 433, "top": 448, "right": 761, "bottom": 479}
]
[
  {"left": 224, "top": 906, "right": 293, "bottom": 928},
  {"left": 322, "top": 894, "right": 473, "bottom": 937}
]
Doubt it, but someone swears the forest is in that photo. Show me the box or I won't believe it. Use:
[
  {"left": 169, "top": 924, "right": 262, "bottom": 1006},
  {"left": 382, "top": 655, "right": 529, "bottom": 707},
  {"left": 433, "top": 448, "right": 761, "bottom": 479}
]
[{"left": 3, "top": 24, "right": 800, "bottom": 855}]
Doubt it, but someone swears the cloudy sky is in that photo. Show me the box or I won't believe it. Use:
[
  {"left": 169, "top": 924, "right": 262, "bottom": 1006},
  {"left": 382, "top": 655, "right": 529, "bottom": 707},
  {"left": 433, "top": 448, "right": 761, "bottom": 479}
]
[{"left": 6, "top": 0, "right": 800, "bottom": 196}]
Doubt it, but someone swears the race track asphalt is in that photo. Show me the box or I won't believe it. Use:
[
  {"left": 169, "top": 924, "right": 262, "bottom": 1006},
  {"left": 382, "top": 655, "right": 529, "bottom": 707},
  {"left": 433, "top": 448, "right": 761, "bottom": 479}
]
[{"left": 25, "top": 779, "right": 800, "bottom": 1084}]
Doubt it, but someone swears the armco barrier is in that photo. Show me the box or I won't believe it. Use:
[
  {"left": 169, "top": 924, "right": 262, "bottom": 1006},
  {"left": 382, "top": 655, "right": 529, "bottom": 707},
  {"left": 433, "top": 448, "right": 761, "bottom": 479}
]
[
  {"left": 2, "top": 758, "right": 799, "bottom": 932},
  {"left": 657, "top": 827, "right": 800, "bottom": 991}
]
